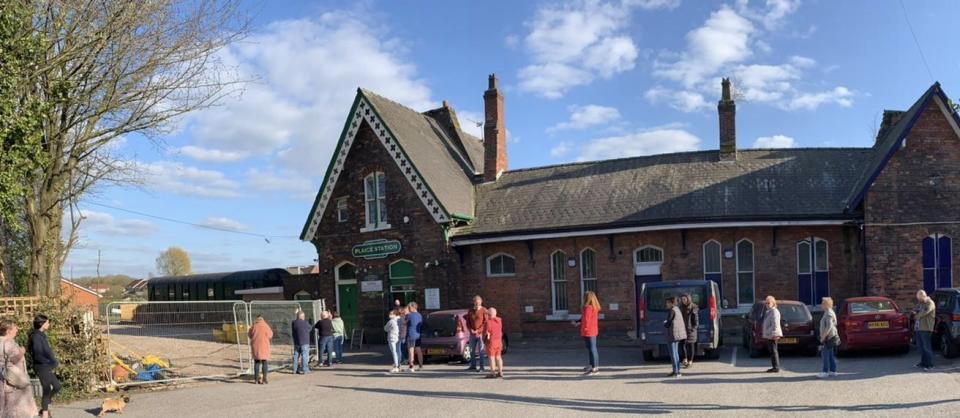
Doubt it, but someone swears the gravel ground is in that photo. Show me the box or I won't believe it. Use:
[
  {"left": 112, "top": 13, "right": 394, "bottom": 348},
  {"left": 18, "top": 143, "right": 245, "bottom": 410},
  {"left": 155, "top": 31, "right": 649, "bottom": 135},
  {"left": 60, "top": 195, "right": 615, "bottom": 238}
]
[{"left": 57, "top": 343, "right": 960, "bottom": 417}]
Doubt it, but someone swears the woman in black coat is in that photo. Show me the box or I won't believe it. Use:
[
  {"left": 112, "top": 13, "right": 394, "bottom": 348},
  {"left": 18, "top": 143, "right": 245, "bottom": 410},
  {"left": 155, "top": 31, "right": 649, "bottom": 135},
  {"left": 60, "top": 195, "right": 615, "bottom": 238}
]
[
  {"left": 679, "top": 294, "right": 699, "bottom": 368},
  {"left": 28, "top": 314, "right": 60, "bottom": 418}
]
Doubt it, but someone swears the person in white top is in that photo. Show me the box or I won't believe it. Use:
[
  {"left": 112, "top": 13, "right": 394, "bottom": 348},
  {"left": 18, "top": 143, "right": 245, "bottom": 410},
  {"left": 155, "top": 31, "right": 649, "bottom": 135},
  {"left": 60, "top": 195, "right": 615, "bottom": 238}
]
[
  {"left": 818, "top": 297, "right": 839, "bottom": 378},
  {"left": 383, "top": 310, "right": 401, "bottom": 373},
  {"left": 762, "top": 296, "right": 783, "bottom": 373}
]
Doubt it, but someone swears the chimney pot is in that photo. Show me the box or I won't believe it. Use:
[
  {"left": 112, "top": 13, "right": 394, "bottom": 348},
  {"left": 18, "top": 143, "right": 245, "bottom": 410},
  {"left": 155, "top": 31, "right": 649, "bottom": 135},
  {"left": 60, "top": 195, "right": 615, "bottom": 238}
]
[
  {"left": 718, "top": 77, "right": 737, "bottom": 161},
  {"left": 442, "top": 100, "right": 449, "bottom": 108}
]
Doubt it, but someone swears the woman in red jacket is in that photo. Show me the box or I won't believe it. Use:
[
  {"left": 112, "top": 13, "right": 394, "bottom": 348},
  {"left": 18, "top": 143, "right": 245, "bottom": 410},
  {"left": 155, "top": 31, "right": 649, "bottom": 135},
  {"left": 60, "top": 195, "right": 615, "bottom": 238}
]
[{"left": 579, "top": 291, "right": 601, "bottom": 375}]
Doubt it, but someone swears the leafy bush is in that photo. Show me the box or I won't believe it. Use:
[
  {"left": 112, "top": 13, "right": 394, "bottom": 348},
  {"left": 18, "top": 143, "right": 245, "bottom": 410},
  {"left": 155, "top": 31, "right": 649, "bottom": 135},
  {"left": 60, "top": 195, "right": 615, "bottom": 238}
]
[{"left": 10, "top": 298, "right": 109, "bottom": 400}]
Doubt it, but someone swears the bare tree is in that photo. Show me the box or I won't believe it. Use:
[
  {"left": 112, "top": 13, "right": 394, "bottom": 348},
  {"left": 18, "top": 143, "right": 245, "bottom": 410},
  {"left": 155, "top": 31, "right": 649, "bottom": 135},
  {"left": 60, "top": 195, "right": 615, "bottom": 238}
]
[{"left": 22, "top": 0, "right": 247, "bottom": 296}]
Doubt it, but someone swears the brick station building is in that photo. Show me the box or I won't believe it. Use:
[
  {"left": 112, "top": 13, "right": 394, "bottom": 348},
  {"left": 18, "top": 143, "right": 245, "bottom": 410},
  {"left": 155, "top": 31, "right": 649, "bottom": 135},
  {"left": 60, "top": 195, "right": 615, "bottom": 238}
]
[{"left": 299, "top": 75, "right": 960, "bottom": 338}]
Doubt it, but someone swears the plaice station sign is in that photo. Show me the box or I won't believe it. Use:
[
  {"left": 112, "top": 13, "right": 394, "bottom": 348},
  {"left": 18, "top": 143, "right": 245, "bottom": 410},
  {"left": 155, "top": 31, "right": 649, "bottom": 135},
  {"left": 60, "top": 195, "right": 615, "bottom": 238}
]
[{"left": 352, "top": 239, "right": 402, "bottom": 260}]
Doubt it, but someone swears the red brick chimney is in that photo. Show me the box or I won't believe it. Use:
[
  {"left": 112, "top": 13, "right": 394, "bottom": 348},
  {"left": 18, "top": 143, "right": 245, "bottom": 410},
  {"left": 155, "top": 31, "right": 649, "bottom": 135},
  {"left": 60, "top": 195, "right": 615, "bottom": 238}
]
[
  {"left": 483, "top": 74, "right": 507, "bottom": 181},
  {"left": 718, "top": 77, "right": 737, "bottom": 161}
]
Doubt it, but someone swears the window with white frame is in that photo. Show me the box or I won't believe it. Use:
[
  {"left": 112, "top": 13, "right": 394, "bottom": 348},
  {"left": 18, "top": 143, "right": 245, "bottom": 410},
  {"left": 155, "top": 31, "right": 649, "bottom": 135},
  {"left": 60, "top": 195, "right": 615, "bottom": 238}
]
[
  {"left": 486, "top": 253, "right": 516, "bottom": 277},
  {"left": 636, "top": 247, "right": 663, "bottom": 263},
  {"left": 580, "top": 248, "right": 597, "bottom": 301},
  {"left": 336, "top": 197, "right": 348, "bottom": 222},
  {"left": 363, "top": 172, "right": 389, "bottom": 230},
  {"left": 551, "top": 251, "right": 568, "bottom": 313},
  {"left": 736, "top": 239, "right": 755, "bottom": 306}
]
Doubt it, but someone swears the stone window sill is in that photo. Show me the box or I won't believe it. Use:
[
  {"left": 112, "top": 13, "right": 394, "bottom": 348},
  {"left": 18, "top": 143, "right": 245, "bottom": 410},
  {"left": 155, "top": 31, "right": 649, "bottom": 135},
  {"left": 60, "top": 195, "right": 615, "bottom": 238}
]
[{"left": 360, "top": 223, "right": 392, "bottom": 233}]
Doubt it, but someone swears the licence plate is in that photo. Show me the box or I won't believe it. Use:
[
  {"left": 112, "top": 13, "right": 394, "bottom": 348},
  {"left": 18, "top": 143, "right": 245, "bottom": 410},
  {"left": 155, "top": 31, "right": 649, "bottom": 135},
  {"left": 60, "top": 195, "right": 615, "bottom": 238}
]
[
  {"left": 867, "top": 321, "right": 889, "bottom": 329},
  {"left": 779, "top": 338, "right": 798, "bottom": 344},
  {"left": 426, "top": 348, "right": 446, "bottom": 356}
]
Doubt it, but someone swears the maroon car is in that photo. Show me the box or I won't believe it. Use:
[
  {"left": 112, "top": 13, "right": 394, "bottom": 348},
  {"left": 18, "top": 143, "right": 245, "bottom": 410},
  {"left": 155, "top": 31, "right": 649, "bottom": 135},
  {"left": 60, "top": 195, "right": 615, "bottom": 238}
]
[
  {"left": 837, "top": 296, "right": 910, "bottom": 354},
  {"left": 420, "top": 309, "right": 509, "bottom": 362},
  {"left": 743, "top": 300, "right": 818, "bottom": 357}
]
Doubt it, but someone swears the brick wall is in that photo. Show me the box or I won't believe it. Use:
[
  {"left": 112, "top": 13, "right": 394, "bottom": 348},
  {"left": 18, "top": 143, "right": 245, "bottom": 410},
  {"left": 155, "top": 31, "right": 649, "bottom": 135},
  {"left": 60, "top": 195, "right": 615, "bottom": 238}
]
[
  {"left": 461, "top": 225, "right": 862, "bottom": 336},
  {"left": 864, "top": 100, "right": 960, "bottom": 307},
  {"left": 311, "top": 122, "right": 463, "bottom": 340}
]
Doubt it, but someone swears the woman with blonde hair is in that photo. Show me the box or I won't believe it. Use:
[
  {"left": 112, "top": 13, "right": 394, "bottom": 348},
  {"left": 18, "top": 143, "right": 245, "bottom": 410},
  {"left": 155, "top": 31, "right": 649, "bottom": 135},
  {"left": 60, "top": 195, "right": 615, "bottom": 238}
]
[
  {"left": 762, "top": 296, "right": 783, "bottom": 373},
  {"left": 818, "top": 297, "right": 839, "bottom": 378},
  {"left": 576, "top": 291, "right": 601, "bottom": 375},
  {"left": 1, "top": 319, "right": 38, "bottom": 417}
]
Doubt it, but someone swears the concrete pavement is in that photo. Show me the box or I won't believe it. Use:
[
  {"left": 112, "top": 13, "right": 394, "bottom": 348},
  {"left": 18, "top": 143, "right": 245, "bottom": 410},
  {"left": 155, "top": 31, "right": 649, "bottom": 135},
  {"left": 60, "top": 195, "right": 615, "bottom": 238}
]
[{"left": 58, "top": 344, "right": 960, "bottom": 417}]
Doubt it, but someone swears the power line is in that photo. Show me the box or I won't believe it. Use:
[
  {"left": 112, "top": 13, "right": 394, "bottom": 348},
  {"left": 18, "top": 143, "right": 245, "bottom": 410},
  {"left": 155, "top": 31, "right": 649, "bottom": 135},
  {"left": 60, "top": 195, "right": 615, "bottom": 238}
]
[
  {"left": 899, "top": 0, "right": 935, "bottom": 83},
  {"left": 83, "top": 201, "right": 300, "bottom": 241}
]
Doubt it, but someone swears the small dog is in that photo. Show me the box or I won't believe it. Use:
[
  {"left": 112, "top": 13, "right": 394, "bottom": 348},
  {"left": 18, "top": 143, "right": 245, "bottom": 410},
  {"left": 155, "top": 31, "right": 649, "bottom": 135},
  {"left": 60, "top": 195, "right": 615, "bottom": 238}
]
[{"left": 99, "top": 395, "right": 130, "bottom": 416}]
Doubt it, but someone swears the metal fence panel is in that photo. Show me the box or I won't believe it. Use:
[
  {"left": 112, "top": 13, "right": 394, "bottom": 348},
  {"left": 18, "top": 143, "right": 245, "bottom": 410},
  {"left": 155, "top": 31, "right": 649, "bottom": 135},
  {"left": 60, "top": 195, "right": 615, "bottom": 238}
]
[
  {"left": 106, "top": 301, "right": 247, "bottom": 386},
  {"left": 246, "top": 300, "right": 319, "bottom": 372}
]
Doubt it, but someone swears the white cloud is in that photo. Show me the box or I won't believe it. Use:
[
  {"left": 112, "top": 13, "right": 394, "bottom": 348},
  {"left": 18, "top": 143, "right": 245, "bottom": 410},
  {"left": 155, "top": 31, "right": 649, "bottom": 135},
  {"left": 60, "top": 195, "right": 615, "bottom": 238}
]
[
  {"left": 753, "top": 134, "right": 797, "bottom": 148},
  {"left": 578, "top": 128, "right": 701, "bottom": 161},
  {"left": 517, "top": 1, "right": 639, "bottom": 98},
  {"left": 738, "top": 0, "right": 802, "bottom": 30},
  {"left": 786, "top": 87, "right": 853, "bottom": 111},
  {"left": 624, "top": 0, "right": 682, "bottom": 10},
  {"left": 550, "top": 141, "right": 573, "bottom": 158},
  {"left": 81, "top": 211, "right": 157, "bottom": 236},
  {"left": 455, "top": 110, "right": 485, "bottom": 139},
  {"left": 549, "top": 105, "right": 621, "bottom": 132},
  {"left": 654, "top": 6, "right": 755, "bottom": 87},
  {"left": 199, "top": 216, "right": 247, "bottom": 231},
  {"left": 644, "top": 87, "right": 711, "bottom": 112},
  {"left": 173, "top": 146, "right": 249, "bottom": 163},
  {"left": 140, "top": 161, "right": 242, "bottom": 198},
  {"left": 245, "top": 168, "right": 313, "bottom": 195},
  {"left": 185, "top": 12, "right": 435, "bottom": 177}
]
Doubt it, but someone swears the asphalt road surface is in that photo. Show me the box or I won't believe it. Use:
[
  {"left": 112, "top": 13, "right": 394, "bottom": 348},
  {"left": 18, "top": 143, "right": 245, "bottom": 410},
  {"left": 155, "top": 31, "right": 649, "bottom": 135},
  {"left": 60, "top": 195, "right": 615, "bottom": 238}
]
[{"left": 58, "top": 343, "right": 960, "bottom": 417}]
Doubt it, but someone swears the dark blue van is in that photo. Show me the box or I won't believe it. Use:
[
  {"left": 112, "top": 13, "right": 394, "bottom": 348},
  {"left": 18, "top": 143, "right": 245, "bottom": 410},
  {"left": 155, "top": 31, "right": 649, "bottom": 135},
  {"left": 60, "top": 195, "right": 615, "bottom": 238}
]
[{"left": 638, "top": 280, "right": 722, "bottom": 361}]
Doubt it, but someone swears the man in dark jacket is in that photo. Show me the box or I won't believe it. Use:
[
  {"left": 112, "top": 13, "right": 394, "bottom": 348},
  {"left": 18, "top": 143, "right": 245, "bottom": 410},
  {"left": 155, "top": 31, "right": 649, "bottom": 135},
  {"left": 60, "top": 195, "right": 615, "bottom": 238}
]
[
  {"left": 679, "top": 294, "right": 699, "bottom": 369},
  {"left": 314, "top": 311, "right": 335, "bottom": 367},
  {"left": 29, "top": 314, "right": 60, "bottom": 418},
  {"left": 291, "top": 311, "right": 312, "bottom": 374}
]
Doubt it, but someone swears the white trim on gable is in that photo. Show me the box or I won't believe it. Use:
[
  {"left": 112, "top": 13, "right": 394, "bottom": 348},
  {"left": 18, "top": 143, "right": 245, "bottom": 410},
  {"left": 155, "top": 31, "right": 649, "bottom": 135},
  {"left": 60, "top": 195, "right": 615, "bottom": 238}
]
[
  {"left": 302, "top": 95, "right": 450, "bottom": 241},
  {"left": 933, "top": 95, "right": 960, "bottom": 141}
]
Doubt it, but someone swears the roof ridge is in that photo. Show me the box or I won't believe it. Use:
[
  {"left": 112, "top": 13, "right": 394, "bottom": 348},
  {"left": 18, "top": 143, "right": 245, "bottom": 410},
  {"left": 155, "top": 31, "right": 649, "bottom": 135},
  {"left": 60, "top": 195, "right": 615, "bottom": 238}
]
[
  {"left": 499, "top": 147, "right": 873, "bottom": 176},
  {"left": 358, "top": 87, "right": 434, "bottom": 118}
]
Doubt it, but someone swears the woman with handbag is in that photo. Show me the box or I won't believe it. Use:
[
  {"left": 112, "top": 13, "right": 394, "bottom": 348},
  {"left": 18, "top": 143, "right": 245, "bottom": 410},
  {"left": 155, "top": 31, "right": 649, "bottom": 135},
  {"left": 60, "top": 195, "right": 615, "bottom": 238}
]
[
  {"left": 29, "top": 314, "right": 59, "bottom": 418},
  {"left": 0, "top": 319, "right": 38, "bottom": 418},
  {"left": 818, "top": 297, "right": 839, "bottom": 378}
]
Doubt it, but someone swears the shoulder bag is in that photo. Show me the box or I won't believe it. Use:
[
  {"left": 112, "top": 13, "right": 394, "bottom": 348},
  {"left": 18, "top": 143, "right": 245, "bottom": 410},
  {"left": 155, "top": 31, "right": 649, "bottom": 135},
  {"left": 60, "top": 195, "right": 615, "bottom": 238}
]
[{"left": 2, "top": 340, "right": 30, "bottom": 389}]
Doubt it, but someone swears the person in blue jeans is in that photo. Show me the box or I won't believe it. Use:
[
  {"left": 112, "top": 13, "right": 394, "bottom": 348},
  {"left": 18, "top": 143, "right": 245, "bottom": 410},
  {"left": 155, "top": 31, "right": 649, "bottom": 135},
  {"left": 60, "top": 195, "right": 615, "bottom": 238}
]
[
  {"left": 465, "top": 295, "right": 487, "bottom": 372},
  {"left": 818, "top": 297, "right": 839, "bottom": 378},
  {"left": 291, "top": 311, "right": 312, "bottom": 374},
  {"left": 332, "top": 312, "right": 345, "bottom": 364},
  {"left": 914, "top": 290, "right": 936, "bottom": 371},
  {"left": 665, "top": 297, "right": 687, "bottom": 378},
  {"left": 314, "top": 311, "right": 336, "bottom": 367},
  {"left": 405, "top": 302, "right": 424, "bottom": 372}
]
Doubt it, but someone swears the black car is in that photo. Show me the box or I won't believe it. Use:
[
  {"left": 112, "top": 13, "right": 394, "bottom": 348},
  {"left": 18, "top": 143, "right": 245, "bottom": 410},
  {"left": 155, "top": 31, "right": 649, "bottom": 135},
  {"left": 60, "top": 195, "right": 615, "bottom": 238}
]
[{"left": 931, "top": 288, "right": 960, "bottom": 358}]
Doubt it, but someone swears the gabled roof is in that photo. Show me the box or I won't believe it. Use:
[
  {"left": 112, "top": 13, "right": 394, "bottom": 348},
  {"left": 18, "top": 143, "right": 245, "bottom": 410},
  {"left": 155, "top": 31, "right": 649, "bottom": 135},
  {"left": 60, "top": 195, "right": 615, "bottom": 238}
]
[
  {"left": 300, "top": 89, "right": 482, "bottom": 241},
  {"left": 60, "top": 279, "right": 102, "bottom": 298},
  {"left": 453, "top": 148, "right": 872, "bottom": 238},
  {"left": 844, "top": 83, "right": 960, "bottom": 210}
]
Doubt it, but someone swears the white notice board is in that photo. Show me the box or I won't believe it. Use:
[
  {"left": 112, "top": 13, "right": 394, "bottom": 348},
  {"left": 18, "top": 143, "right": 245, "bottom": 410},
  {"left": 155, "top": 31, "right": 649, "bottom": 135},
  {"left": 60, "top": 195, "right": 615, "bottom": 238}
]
[{"left": 425, "top": 288, "right": 440, "bottom": 310}]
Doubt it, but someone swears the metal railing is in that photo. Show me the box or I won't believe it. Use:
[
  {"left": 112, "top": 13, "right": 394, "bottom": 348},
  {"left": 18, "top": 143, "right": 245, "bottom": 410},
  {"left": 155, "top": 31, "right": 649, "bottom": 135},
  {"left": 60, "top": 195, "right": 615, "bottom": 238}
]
[{"left": 105, "top": 299, "right": 324, "bottom": 387}]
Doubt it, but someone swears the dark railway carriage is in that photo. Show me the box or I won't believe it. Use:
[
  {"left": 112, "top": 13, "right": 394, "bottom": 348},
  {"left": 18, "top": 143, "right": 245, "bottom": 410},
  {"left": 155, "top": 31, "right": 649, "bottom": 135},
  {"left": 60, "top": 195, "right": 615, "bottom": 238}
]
[{"left": 147, "top": 268, "right": 289, "bottom": 301}]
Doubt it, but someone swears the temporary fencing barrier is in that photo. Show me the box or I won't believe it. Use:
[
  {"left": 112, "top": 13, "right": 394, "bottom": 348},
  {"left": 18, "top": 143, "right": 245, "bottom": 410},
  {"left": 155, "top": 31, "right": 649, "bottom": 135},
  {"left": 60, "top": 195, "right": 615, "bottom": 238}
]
[{"left": 106, "top": 299, "right": 325, "bottom": 387}]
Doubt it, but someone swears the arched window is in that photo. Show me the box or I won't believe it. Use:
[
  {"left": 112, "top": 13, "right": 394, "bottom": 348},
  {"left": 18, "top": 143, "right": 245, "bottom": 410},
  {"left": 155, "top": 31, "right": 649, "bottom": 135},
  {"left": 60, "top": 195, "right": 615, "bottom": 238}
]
[
  {"left": 486, "top": 253, "right": 516, "bottom": 277},
  {"left": 551, "top": 251, "right": 568, "bottom": 314},
  {"left": 389, "top": 260, "right": 416, "bottom": 285},
  {"left": 923, "top": 234, "right": 953, "bottom": 293},
  {"left": 636, "top": 246, "right": 664, "bottom": 263},
  {"left": 336, "top": 262, "right": 357, "bottom": 283},
  {"left": 736, "top": 239, "right": 755, "bottom": 306},
  {"left": 363, "top": 171, "right": 389, "bottom": 230},
  {"left": 703, "top": 240, "right": 722, "bottom": 298},
  {"left": 797, "top": 238, "right": 829, "bottom": 305},
  {"left": 580, "top": 248, "right": 597, "bottom": 302}
]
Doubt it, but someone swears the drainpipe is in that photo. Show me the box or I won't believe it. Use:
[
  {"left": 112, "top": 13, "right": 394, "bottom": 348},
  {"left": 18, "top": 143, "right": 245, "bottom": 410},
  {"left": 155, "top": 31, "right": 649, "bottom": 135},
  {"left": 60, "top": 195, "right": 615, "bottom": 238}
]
[{"left": 859, "top": 222, "right": 868, "bottom": 296}]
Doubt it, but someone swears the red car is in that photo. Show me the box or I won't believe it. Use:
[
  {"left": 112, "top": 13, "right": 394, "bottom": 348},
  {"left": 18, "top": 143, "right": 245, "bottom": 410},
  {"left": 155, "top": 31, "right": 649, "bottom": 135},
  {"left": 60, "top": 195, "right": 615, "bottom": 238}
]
[
  {"left": 837, "top": 296, "right": 910, "bottom": 354},
  {"left": 742, "top": 300, "right": 818, "bottom": 357}
]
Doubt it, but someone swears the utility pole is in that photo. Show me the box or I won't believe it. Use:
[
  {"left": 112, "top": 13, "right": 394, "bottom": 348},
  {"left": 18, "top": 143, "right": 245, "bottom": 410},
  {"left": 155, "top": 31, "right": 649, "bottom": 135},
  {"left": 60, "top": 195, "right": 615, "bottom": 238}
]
[{"left": 97, "top": 249, "right": 102, "bottom": 294}]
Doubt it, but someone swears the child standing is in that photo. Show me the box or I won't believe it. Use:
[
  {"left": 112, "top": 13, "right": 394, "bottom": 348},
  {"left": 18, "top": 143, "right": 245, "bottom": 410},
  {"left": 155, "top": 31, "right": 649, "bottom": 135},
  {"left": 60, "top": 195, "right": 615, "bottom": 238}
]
[
  {"left": 384, "top": 310, "right": 401, "bottom": 373},
  {"left": 483, "top": 307, "right": 504, "bottom": 378}
]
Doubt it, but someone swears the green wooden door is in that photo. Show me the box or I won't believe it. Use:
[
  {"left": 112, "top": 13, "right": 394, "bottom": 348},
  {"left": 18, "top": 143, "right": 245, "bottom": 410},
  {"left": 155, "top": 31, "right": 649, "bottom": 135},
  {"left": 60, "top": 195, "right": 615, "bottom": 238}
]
[{"left": 338, "top": 283, "right": 359, "bottom": 337}]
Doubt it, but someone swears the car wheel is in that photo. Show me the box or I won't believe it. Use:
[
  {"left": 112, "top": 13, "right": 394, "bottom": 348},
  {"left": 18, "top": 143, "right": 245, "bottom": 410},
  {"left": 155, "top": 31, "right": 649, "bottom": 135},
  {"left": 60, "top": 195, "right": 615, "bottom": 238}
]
[
  {"left": 941, "top": 333, "right": 959, "bottom": 359},
  {"left": 642, "top": 350, "right": 654, "bottom": 362}
]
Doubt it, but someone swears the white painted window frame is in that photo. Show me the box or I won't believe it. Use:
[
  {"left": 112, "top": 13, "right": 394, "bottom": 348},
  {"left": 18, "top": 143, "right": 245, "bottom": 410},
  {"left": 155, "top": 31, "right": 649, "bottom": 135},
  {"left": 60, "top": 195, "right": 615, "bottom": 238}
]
[
  {"left": 702, "top": 239, "right": 722, "bottom": 276},
  {"left": 550, "top": 250, "right": 568, "bottom": 315},
  {"left": 736, "top": 239, "right": 755, "bottom": 306},
  {"left": 361, "top": 172, "right": 391, "bottom": 232},
  {"left": 485, "top": 253, "right": 517, "bottom": 278},
  {"left": 579, "top": 248, "right": 597, "bottom": 306}
]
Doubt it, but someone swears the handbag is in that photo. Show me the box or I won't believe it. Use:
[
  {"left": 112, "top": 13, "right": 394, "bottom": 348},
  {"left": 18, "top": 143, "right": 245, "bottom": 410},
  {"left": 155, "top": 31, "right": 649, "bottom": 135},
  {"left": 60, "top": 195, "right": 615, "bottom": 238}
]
[{"left": 1, "top": 340, "right": 30, "bottom": 389}]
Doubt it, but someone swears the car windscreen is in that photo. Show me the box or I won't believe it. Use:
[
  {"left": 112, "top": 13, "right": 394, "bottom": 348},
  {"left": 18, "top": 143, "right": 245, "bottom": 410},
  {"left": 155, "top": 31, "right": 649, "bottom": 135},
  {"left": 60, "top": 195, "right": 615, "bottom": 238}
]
[
  {"left": 422, "top": 314, "right": 458, "bottom": 337},
  {"left": 645, "top": 286, "right": 707, "bottom": 311},
  {"left": 778, "top": 304, "right": 811, "bottom": 322},
  {"left": 849, "top": 300, "right": 896, "bottom": 314}
]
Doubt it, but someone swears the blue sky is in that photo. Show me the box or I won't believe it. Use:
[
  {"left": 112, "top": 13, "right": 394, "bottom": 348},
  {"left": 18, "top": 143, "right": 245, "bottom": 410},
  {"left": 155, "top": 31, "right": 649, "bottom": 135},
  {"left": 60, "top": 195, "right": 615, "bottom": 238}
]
[{"left": 64, "top": 0, "right": 960, "bottom": 278}]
